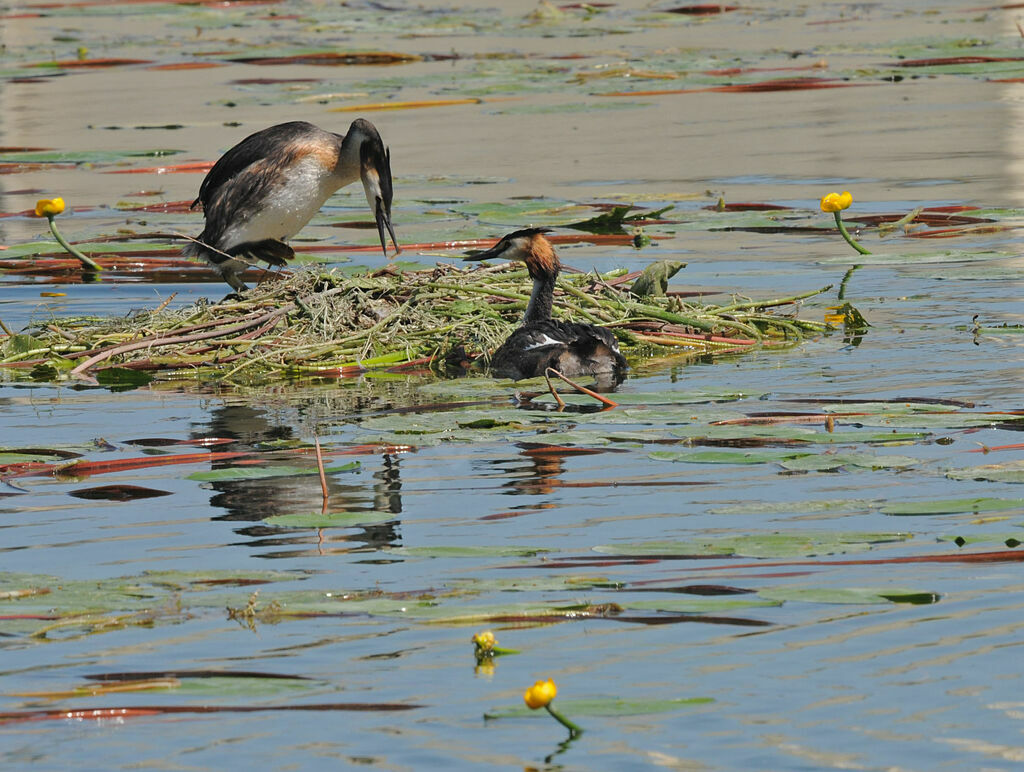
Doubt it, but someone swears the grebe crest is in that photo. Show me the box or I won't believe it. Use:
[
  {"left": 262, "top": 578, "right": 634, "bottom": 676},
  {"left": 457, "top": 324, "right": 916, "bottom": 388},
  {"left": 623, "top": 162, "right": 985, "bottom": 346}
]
[{"left": 184, "top": 118, "right": 398, "bottom": 294}]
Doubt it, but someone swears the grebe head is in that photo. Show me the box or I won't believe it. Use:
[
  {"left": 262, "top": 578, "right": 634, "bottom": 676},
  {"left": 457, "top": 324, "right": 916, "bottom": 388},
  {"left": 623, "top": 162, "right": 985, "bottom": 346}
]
[
  {"left": 466, "top": 227, "right": 559, "bottom": 280},
  {"left": 349, "top": 118, "right": 399, "bottom": 256}
]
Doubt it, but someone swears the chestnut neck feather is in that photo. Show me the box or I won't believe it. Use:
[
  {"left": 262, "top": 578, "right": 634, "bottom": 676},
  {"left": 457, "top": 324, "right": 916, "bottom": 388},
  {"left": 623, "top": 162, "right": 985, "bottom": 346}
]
[{"left": 523, "top": 236, "right": 559, "bottom": 324}]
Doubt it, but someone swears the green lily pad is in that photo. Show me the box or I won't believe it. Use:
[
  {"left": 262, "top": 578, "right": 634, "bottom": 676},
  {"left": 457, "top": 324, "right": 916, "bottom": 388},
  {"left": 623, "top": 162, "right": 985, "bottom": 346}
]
[
  {"left": 946, "top": 461, "right": 1024, "bottom": 484},
  {"left": 881, "top": 498, "right": 1024, "bottom": 515},
  {"left": 0, "top": 149, "right": 181, "bottom": 163},
  {"left": 627, "top": 597, "right": 780, "bottom": 613},
  {"left": 485, "top": 696, "right": 713, "bottom": 720},
  {"left": 710, "top": 498, "right": 876, "bottom": 515},
  {"left": 758, "top": 587, "right": 940, "bottom": 605},
  {"left": 779, "top": 453, "right": 920, "bottom": 472},
  {"left": 594, "top": 531, "right": 911, "bottom": 558},
  {"left": 650, "top": 449, "right": 809, "bottom": 465},
  {"left": 939, "top": 533, "right": 1023, "bottom": 547}
]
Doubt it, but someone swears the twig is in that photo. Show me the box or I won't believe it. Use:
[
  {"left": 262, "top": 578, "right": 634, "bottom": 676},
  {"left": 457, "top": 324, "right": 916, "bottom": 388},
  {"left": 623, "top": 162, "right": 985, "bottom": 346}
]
[
  {"left": 713, "top": 284, "right": 833, "bottom": 313},
  {"left": 314, "top": 436, "right": 329, "bottom": 505},
  {"left": 152, "top": 293, "right": 177, "bottom": 314}
]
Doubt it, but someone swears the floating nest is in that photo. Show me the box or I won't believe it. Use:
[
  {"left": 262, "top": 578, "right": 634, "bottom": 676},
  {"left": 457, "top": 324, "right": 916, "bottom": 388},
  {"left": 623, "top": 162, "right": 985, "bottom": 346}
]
[{"left": 0, "top": 261, "right": 832, "bottom": 386}]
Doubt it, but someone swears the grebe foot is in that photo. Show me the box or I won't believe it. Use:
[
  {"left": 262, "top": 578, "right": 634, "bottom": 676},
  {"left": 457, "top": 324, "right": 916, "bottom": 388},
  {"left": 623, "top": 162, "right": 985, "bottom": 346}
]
[{"left": 544, "top": 368, "right": 619, "bottom": 409}]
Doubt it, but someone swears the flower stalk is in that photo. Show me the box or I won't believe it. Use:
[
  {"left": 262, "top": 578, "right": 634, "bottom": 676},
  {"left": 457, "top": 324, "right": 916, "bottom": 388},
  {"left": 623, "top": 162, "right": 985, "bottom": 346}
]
[
  {"left": 544, "top": 704, "right": 584, "bottom": 738},
  {"left": 35, "top": 198, "right": 103, "bottom": 273},
  {"left": 523, "top": 678, "right": 583, "bottom": 737},
  {"left": 820, "top": 191, "right": 871, "bottom": 256}
]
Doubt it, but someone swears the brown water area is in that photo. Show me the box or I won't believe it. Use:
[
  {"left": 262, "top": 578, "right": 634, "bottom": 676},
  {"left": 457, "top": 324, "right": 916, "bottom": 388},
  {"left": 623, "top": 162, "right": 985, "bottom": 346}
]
[{"left": 1, "top": 2, "right": 1024, "bottom": 770}]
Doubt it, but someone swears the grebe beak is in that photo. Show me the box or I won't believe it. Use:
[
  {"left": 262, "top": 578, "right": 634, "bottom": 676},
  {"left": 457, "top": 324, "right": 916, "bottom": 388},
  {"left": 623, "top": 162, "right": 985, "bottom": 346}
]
[
  {"left": 375, "top": 195, "right": 400, "bottom": 257},
  {"left": 361, "top": 144, "right": 400, "bottom": 257},
  {"left": 463, "top": 240, "right": 508, "bottom": 262}
]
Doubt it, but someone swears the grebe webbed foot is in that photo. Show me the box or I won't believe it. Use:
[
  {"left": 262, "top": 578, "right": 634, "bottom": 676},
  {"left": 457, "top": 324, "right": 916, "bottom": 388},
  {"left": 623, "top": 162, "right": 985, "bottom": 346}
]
[{"left": 545, "top": 367, "right": 619, "bottom": 409}]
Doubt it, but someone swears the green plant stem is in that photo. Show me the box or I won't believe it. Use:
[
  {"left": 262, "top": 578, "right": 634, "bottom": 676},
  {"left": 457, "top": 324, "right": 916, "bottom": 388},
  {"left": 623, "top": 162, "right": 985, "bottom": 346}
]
[
  {"left": 47, "top": 215, "right": 103, "bottom": 272},
  {"left": 833, "top": 211, "right": 872, "bottom": 255},
  {"left": 545, "top": 704, "right": 584, "bottom": 738},
  {"left": 714, "top": 284, "right": 833, "bottom": 313}
]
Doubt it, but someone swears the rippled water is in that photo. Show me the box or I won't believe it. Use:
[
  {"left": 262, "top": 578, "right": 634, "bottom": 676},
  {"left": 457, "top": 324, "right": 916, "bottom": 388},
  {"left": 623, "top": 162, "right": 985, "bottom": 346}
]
[{"left": 2, "top": 1, "right": 1024, "bottom": 769}]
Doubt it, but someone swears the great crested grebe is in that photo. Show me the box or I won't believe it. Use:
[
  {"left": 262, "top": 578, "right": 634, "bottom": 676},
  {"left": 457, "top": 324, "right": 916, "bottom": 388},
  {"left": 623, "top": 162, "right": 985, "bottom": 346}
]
[
  {"left": 184, "top": 119, "right": 398, "bottom": 292},
  {"left": 467, "top": 227, "right": 627, "bottom": 387}
]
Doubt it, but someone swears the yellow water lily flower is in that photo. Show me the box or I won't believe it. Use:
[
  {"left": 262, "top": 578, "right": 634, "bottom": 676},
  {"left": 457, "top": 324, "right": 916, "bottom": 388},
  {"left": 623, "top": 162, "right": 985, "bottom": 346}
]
[
  {"left": 820, "top": 191, "right": 852, "bottom": 213},
  {"left": 472, "top": 630, "right": 497, "bottom": 652},
  {"left": 523, "top": 678, "right": 557, "bottom": 710},
  {"left": 35, "top": 197, "right": 66, "bottom": 217}
]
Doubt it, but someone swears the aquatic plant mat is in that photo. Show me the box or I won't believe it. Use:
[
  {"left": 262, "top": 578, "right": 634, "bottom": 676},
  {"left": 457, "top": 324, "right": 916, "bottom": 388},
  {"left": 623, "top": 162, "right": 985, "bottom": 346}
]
[{"left": 0, "top": 263, "right": 830, "bottom": 386}]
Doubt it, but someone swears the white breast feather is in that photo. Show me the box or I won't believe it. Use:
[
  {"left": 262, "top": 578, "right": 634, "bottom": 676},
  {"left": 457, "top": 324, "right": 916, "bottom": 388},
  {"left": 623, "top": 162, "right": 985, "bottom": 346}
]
[{"left": 220, "top": 156, "right": 342, "bottom": 249}]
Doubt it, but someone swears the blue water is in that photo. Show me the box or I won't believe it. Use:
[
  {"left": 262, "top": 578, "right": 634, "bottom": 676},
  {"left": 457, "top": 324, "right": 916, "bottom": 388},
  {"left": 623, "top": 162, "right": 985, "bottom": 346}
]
[{"left": 2, "top": 1, "right": 1024, "bottom": 769}]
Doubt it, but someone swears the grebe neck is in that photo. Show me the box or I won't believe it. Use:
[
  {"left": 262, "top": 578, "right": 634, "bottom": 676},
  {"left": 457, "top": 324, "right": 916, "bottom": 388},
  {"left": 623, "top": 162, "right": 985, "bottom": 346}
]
[{"left": 524, "top": 272, "right": 556, "bottom": 323}]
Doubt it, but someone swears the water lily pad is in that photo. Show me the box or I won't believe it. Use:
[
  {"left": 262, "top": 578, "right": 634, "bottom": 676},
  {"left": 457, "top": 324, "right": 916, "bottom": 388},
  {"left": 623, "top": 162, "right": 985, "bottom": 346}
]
[
  {"left": 709, "top": 498, "right": 876, "bottom": 515},
  {"left": 650, "top": 449, "right": 809, "bottom": 465},
  {"left": 946, "top": 461, "right": 1024, "bottom": 484},
  {"left": 758, "top": 587, "right": 940, "bottom": 605},
  {"left": 779, "top": 453, "right": 920, "bottom": 472},
  {"left": 881, "top": 498, "right": 1024, "bottom": 515},
  {"left": 594, "top": 531, "right": 911, "bottom": 558},
  {"left": 627, "top": 597, "right": 780, "bottom": 613},
  {"left": 485, "top": 696, "right": 713, "bottom": 720}
]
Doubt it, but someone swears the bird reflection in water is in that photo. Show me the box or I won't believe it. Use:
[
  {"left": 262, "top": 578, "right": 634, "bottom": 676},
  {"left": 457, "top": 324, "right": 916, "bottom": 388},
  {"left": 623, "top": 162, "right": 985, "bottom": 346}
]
[{"left": 191, "top": 404, "right": 406, "bottom": 558}]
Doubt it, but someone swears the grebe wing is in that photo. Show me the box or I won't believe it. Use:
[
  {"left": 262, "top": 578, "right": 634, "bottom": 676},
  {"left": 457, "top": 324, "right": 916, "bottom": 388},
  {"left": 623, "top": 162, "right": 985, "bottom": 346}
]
[{"left": 191, "top": 121, "right": 322, "bottom": 211}]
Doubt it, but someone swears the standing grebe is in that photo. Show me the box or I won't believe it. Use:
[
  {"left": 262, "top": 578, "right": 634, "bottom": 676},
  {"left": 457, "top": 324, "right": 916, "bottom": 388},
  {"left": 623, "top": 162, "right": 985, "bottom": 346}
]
[
  {"left": 468, "top": 228, "right": 627, "bottom": 387},
  {"left": 184, "top": 119, "right": 398, "bottom": 292}
]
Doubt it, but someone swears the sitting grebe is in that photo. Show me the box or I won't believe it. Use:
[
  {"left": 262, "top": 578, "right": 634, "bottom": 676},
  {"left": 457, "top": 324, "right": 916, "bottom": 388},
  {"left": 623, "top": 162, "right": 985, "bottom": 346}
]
[
  {"left": 185, "top": 119, "right": 398, "bottom": 293},
  {"left": 468, "top": 227, "right": 627, "bottom": 387}
]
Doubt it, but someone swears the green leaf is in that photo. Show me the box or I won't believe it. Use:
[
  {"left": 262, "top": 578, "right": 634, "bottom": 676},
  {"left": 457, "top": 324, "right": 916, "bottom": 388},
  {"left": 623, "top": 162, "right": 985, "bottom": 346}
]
[
  {"left": 881, "top": 498, "right": 1024, "bottom": 515},
  {"left": 779, "top": 453, "right": 920, "bottom": 472},
  {"left": 0, "top": 149, "right": 181, "bottom": 163},
  {"left": 485, "top": 696, "right": 713, "bottom": 720},
  {"left": 758, "top": 587, "right": 940, "bottom": 605},
  {"left": 2, "top": 334, "right": 46, "bottom": 356},
  {"left": 595, "top": 531, "right": 911, "bottom": 558},
  {"left": 946, "top": 461, "right": 1024, "bottom": 484},
  {"left": 709, "top": 499, "right": 876, "bottom": 515},
  {"left": 650, "top": 449, "right": 809, "bottom": 464},
  {"left": 627, "top": 597, "right": 780, "bottom": 613},
  {"left": 95, "top": 367, "right": 154, "bottom": 390}
]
